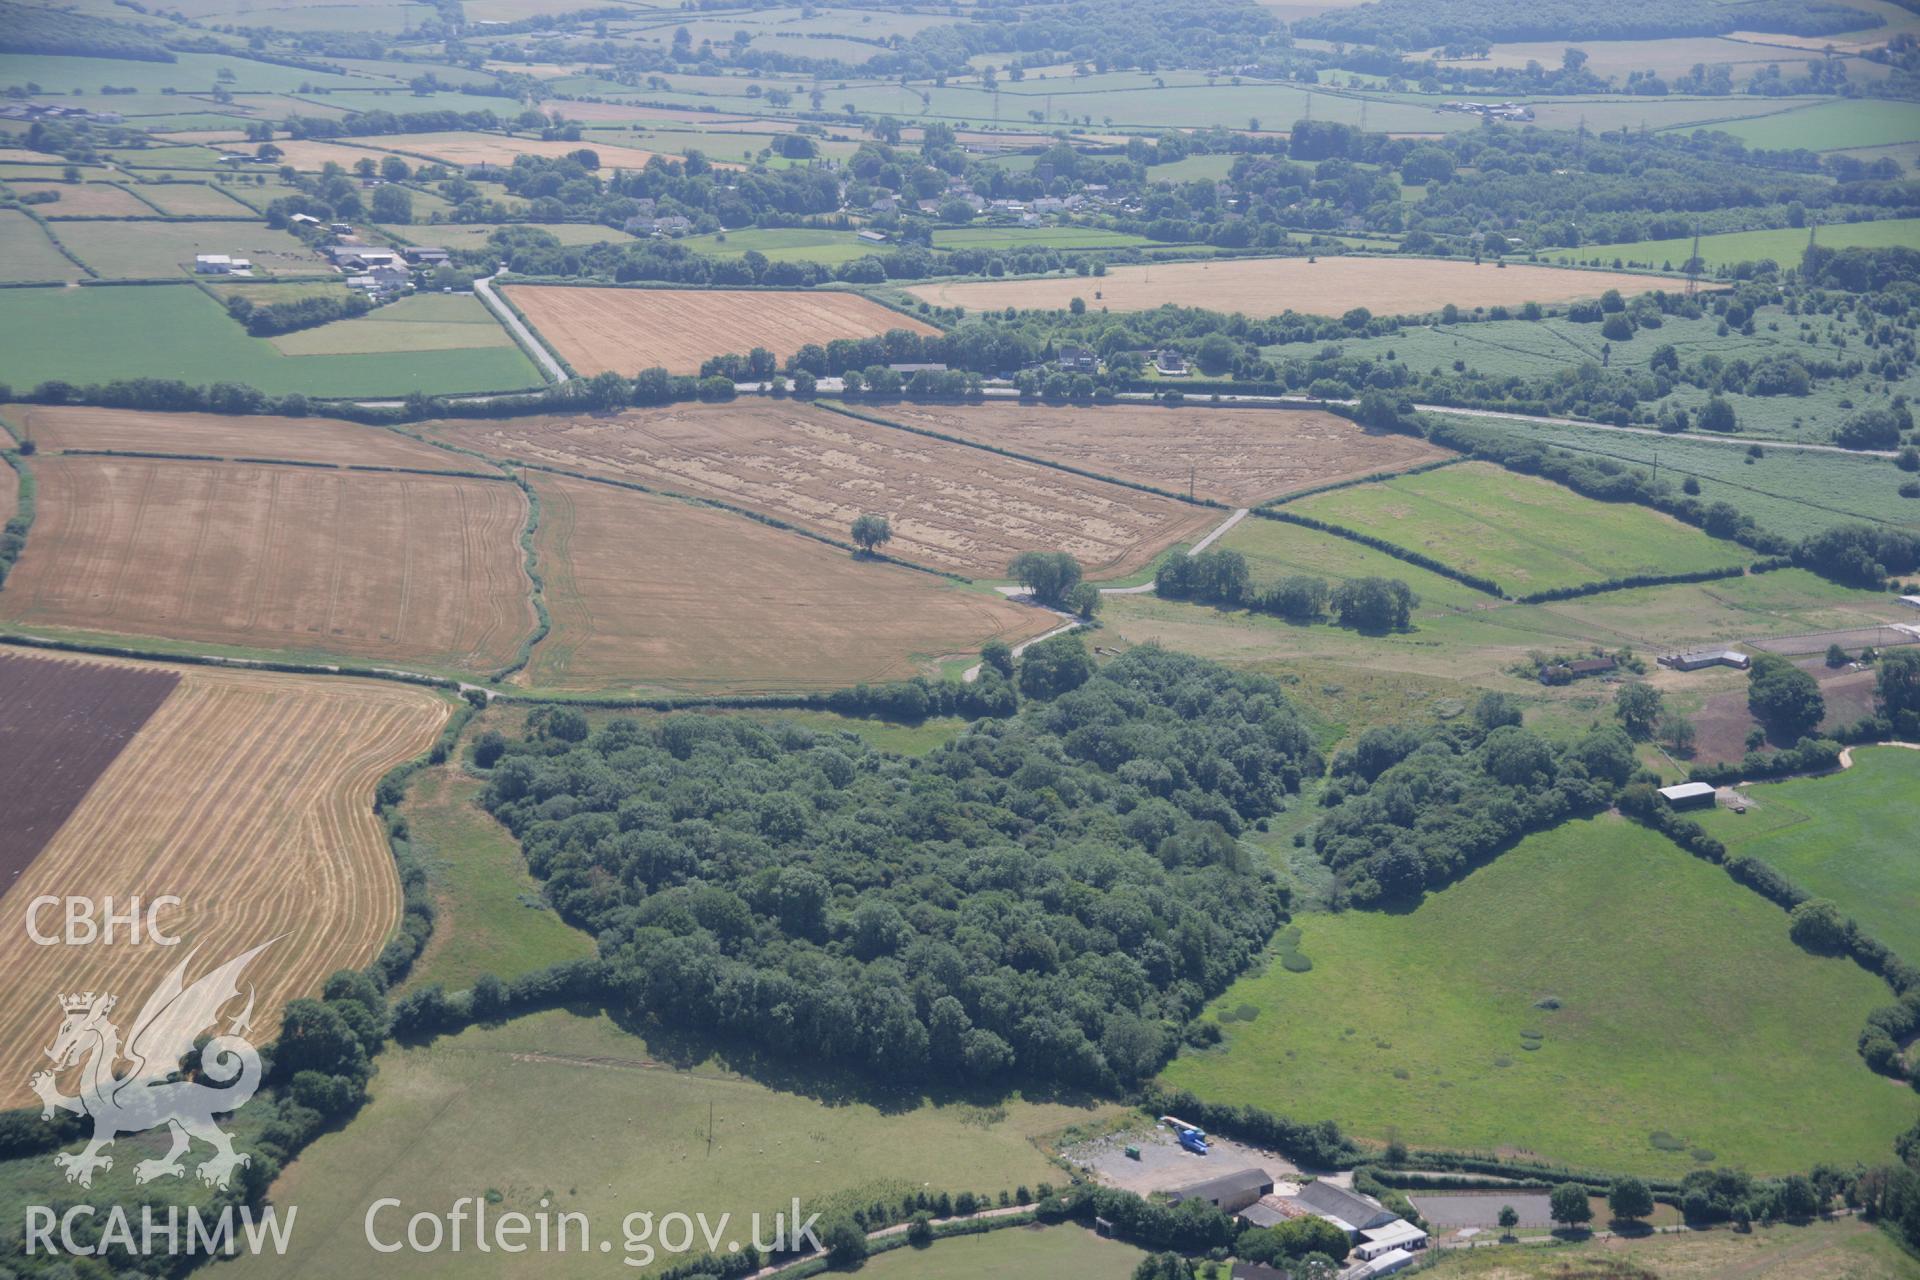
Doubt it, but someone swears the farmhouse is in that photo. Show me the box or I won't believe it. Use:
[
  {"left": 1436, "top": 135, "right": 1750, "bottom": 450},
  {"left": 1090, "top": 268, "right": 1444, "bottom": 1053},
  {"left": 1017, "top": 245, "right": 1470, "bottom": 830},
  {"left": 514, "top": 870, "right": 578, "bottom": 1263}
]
[
  {"left": 1660, "top": 649, "right": 1752, "bottom": 671},
  {"left": 1056, "top": 344, "right": 1099, "bottom": 373},
  {"left": 1659, "top": 781, "right": 1718, "bottom": 810},
  {"left": 1167, "top": 1168, "right": 1274, "bottom": 1214},
  {"left": 1155, "top": 350, "right": 1190, "bottom": 376}
]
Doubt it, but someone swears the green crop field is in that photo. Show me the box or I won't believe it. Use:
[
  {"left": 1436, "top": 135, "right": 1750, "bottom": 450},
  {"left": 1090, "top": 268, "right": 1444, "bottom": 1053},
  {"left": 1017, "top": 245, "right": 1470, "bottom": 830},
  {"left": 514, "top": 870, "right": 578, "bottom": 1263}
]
[
  {"left": 676, "top": 226, "right": 879, "bottom": 264},
  {"left": 1287, "top": 461, "right": 1753, "bottom": 595},
  {"left": 1427, "top": 412, "right": 1920, "bottom": 538},
  {"left": 1160, "top": 816, "right": 1920, "bottom": 1176},
  {"left": 227, "top": 1009, "right": 1120, "bottom": 1279},
  {"left": 0, "top": 211, "right": 76, "bottom": 282},
  {"left": 269, "top": 292, "right": 518, "bottom": 355},
  {"left": 1146, "top": 153, "right": 1236, "bottom": 183},
  {"left": 930, "top": 226, "right": 1162, "bottom": 250},
  {"left": 1220, "top": 509, "right": 1500, "bottom": 614},
  {"left": 1699, "top": 748, "right": 1920, "bottom": 965},
  {"left": 400, "top": 760, "right": 595, "bottom": 994},
  {"left": 1681, "top": 98, "right": 1920, "bottom": 152},
  {"left": 1550, "top": 217, "right": 1920, "bottom": 273},
  {"left": 860, "top": 1226, "right": 1146, "bottom": 1279},
  {"left": 0, "top": 51, "right": 370, "bottom": 95},
  {"left": 0, "top": 285, "right": 544, "bottom": 397}
]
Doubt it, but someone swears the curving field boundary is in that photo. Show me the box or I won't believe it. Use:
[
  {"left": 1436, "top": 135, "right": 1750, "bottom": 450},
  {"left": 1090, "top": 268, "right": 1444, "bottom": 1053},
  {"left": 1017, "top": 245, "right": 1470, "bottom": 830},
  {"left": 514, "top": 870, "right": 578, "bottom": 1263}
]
[{"left": 0, "top": 653, "right": 449, "bottom": 1108}]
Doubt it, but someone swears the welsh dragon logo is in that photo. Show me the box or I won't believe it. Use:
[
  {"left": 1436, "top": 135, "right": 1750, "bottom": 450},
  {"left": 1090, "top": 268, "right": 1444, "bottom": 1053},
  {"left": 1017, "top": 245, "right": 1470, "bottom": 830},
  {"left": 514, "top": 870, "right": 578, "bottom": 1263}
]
[{"left": 30, "top": 942, "right": 271, "bottom": 1190}]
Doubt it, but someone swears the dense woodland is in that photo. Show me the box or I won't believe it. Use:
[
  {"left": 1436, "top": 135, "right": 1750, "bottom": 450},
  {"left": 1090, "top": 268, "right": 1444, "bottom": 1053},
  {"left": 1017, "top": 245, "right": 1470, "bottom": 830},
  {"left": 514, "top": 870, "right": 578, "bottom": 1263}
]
[{"left": 478, "top": 646, "right": 1318, "bottom": 1090}]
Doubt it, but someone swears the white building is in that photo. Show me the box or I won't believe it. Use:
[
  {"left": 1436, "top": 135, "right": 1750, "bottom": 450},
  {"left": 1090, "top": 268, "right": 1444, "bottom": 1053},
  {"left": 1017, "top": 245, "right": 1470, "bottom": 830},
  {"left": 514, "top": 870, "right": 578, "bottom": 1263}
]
[{"left": 193, "top": 254, "right": 233, "bottom": 274}]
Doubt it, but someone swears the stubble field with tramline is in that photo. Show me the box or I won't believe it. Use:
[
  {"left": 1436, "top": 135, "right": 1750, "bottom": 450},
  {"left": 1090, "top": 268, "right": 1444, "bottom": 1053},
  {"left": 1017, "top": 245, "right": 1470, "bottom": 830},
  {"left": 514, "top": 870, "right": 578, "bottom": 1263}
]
[
  {"left": 432, "top": 402, "right": 1219, "bottom": 578},
  {"left": 860, "top": 402, "right": 1455, "bottom": 505},
  {"left": 0, "top": 650, "right": 448, "bottom": 1108},
  {"left": 0, "top": 456, "right": 535, "bottom": 675},
  {"left": 525, "top": 472, "right": 1055, "bottom": 695},
  {"left": 6, "top": 403, "right": 477, "bottom": 471},
  {"left": 905, "top": 256, "right": 1672, "bottom": 318},
  {"left": 503, "top": 285, "right": 941, "bottom": 376}
]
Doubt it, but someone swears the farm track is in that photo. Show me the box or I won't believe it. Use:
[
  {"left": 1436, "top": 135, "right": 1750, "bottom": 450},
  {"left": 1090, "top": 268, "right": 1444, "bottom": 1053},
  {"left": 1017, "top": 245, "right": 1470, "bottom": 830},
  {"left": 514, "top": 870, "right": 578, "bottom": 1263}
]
[
  {"left": 475, "top": 274, "right": 568, "bottom": 385},
  {"left": 0, "top": 654, "right": 448, "bottom": 1108}
]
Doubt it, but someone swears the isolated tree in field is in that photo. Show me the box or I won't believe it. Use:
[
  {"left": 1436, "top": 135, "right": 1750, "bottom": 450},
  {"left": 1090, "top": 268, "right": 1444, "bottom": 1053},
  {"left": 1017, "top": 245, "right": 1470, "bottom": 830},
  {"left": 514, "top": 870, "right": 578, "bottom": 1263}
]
[
  {"left": 1659, "top": 711, "right": 1697, "bottom": 757},
  {"left": 1498, "top": 1205, "right": 1519, "bottom": 1237},
  {"left": 851, "top": 513, "right": 892, "bottom": 555},
  {"left": 1614, "top": 681, "right": 1662, "bottom": 738},
  {"left": 1067, "top": 581, "right": 1102, "bottom": 620},
  {"left": 1549, "top": 1183, "right": 1593, "bottom": 1232},
  {"left": 1698, "top": 396, "right": 1738, "bottom": 433},
  {"left": 1009, "top": 550, "right": 1084, "bottom": 609},
  {"left": 1329, "top": 577, "right": 1417, "bottom": 632},
  {"left": 1826, "top": 643, "right": 1851, "bottom": 667},
  {"left": 1747, "top": 652, "right": 1825, "bottom": 740},
  {"left": 1608, "top": 1177, "right": 1655, "bottom": 1224},
  {"left": 1473, "top": 691, "right": 1523, "bottom": 731},
  {"left": 1878, "top": 647, "right": 1920, "bottom": 734}
]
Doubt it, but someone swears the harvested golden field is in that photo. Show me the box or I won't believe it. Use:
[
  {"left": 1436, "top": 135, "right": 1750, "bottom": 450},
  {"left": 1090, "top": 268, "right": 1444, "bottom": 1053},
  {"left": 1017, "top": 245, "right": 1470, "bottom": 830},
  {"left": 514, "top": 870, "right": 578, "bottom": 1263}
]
[
  {"left": 0, "top": 650, "right": 447, "bottom": 1109},
  {"left": 0, "top": 457, "right": 533, "bottom": 673},
  {"left": 865, "top": 402, "right": 1454, "bottom": 505},
  {"left": 10, "top": 403, "right": 473, "bottom": 470},
  {"left": 907, "top": 257, "right": 1669, "bottom": 318},
  {"left": 505, "top": 285, "right": 940, "bottom": 376},
  {"left": 434, "top": 403, "right": 1216, "bottom": 578},
  {"left": 359, "top": 131, "right": 669, "bottom": 169},
  {"left": 527, "top": 473, "right": 1055, "bottom": 694}
]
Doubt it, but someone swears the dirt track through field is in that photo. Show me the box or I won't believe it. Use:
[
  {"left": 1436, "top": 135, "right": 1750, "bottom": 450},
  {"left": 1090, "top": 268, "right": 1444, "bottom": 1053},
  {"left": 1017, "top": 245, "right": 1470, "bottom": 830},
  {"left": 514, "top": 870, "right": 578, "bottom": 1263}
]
[
  {"left": 505, "top": 285, "right": 939, "bottom": 376},
  {"left": 435, "top": 403, "right": 1217, "bottom": 578},
  {"left": 0, "top": 653, "right": 448, "bottom": 1108},
  {"left": 1, "top": 457, "right": 535, "bottom": 674},
  {"left": 907, "top": 256, "right": 1670, "bottom": 318}
]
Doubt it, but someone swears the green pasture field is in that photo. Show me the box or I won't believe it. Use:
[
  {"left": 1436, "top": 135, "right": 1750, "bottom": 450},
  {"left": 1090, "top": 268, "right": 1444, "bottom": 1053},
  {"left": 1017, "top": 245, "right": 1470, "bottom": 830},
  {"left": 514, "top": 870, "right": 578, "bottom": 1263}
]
[
  {"left": 105, "top": 143, "right": 230, "bottom": 170},
  {"left": 1682, "top": 98, "right": 1920, "bottom": 152},
  {"left": 202, "top": 277, "right": 353, "bottom": 305},
  {"left": 229, "top": 1009, "right": 1120, "bottom": 1279},
  {"left": 1549, "top": 217, "right": 1920, "bottom": 272},
  {"left": 1528, "top": 95, "right": 1825, "bottom": 136},
  {"left": 930, "top": 226, "right": 1161, "bottom": 250},
  {"left": 1421, "top": 1215, "right": 1919, "bottom": 1280},
  {"left": 1699, "top": 748, "right": 1920, "bottom": 964},
  {"left": 0, "top": 51, "right": 370, "bottom": 95},
  {"left": 0, "top": 210, "right": 77, "bottom": 282},
  {"left": 1428, "top": 412, "right": 1920, "bottom": 538},
  {"left": 1160, "top": 816, "right": 1920, "bottom": 1176},
  {"left": 859, "top": 1226, "right": 1146, "bottom": 1279},
  {"left": 51, "top": 219, "right": 314, "bottom": 279},
  {"left": 1287, "top": 461, "right": 1752, "bottom": 595},
  {"left": 675, "top": 226, "right": 877, "bottom": 264},
  {"left": 1218, "top": 512, "right": 1499, "bottom": 614},
  {"left": 401, "top": 760, "right": 595, "bottom": 993},
  {"left": 0, "top": 285, "right": 544, "bottom": 397},
  {"left": 132, "top": 180, "right": 258, "bottom": 215},
  {"left": 268, "top": 292, "right": 517, "bottom": 355},
  {"left": 1146, "top": 153, "right": 1237, "bottom": 183}
]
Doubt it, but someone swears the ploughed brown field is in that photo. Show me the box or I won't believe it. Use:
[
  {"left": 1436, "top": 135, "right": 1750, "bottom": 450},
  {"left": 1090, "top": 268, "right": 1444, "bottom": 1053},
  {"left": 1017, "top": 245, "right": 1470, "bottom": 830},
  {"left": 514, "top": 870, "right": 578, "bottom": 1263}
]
[
  {"left": 0, "top": 457, "right": 534, "bottom": 674},
  {"left": 0, "top": 651, "right": 178, "bottom": 886},
  {"left": 504, "top": 285, "right": 940, "bottom": 376},
  {"left": 525, "top": 473, "right": 1056, "bottom": 694},
  {"left": 432, "top": 403, "right": 1218, "bottom": 578},
  {"left": 7, "top": 404, "right": 472, "bottom": 471},
  {"left": 0, "top": 651, "right": 448, "bottom": 1108},
  {"left": 860, "top": 403, "right": 1454, "bottom": 505},
  {"left": 906, "top": 256, "right": 1669, "bottom": 318}
]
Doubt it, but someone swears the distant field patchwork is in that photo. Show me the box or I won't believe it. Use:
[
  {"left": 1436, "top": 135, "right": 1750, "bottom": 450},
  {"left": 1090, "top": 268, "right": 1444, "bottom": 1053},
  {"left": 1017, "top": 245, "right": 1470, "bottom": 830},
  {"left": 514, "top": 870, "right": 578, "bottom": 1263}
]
[
  {"left": 1287, "top": 461, "right": 1753, "bottom": 594},
  {"left": 908, "top": 257, "right": 1670, "bottom": 319},
  {"left": 504, "top": 285, "right": 940, "bottom": 376},
  {"left": 1, "top": 457, "right": 534, "bottom": 673},
  {"left": 434, "top": 403, "right": 1218, "bottom": 578}
]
